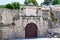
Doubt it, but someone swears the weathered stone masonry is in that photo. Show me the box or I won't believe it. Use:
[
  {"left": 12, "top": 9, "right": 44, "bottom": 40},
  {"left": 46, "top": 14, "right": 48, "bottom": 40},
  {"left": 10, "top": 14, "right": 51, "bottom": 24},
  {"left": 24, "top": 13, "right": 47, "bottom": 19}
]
[{"left": 0, "top": 5, "right": 54, "bottom": 39}]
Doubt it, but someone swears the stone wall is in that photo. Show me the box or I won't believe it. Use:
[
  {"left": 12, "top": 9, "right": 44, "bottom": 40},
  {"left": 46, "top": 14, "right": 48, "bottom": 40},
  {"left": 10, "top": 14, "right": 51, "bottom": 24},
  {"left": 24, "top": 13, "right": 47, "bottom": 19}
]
[
  {"left": 1, "top": 25, "right": 15, "bottom": 40},
  {"left": 13, "top": 16, "right": 49, "bottom": 38},
  {"left": 0, "top": 6, "right": 50, "bottom": 39},
  {"left": 0, "top": 8, "right": 20, "bottom": 40},
  {"left": 0, "top": 8, "right": 19, "bottom": 24},
  {"left": 0, "top": 16, "right": 49, "bottom": 40}
]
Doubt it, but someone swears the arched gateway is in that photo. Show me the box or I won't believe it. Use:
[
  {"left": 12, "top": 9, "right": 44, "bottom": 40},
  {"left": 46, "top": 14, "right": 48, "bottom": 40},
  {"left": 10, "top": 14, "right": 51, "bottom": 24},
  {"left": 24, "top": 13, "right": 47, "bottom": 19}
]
[{"left": 25, "top": 23, "right": 37, "bottom": 38}]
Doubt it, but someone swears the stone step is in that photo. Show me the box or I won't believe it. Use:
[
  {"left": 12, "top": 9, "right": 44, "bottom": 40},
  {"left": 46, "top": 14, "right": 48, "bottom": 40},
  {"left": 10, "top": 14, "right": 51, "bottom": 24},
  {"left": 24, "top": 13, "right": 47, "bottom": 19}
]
[{"left": 8, "top": 38, "right": 42, "bottom": 40}]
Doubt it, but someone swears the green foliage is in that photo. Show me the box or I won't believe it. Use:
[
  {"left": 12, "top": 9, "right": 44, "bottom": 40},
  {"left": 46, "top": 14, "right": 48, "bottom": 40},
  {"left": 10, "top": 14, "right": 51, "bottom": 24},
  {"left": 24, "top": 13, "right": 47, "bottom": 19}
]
[
  {"left": 5, "top": 3, "right": 13, "bottom": 9},
  {"left": 43, "top": 2, "right": 50, "bottom": 5},
  {"left": 50, "top": 12, "right": 57, "bottom": 22},
  {"left": 24, "top": 0, "right": 29, "bottom": 5},
  {"left": 0, "top": 2, "right": 20, "bottom": 9},
  {"left": 42, "top": 0, "right": 60, "bottom": 5},
  {"left": 24, "top": 0, "right": 38, "bottom": 6},
  {"left": 42, "top": 0, "right": 52, "bottom": 5},
  {"left": 52, "top": 0, "right": 60, "bottom": 5},
  {"left": 32, "top": 0, "right": 38, "bottom": 6},
  {"left": 12, "top": 2, "right": 20, "bottom": 9},
  {"left": 0, "top": 5, "right": 5, "bottom": 8},
  {"left": 50, "top": 12, "right": 54, "bottom": 22},
  {"left": 58, "top": 0, "right": 60, "bottom": 4},
  {"left": 52, "top": 0, "right": 58, "bottom": 5}
]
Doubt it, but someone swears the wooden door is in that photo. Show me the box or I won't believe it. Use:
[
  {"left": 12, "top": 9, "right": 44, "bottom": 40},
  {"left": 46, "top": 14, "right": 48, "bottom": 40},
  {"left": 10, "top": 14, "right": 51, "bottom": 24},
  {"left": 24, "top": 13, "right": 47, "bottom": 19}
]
[{"left": 25, "top": 23, "right": 37, "bottom": 38}]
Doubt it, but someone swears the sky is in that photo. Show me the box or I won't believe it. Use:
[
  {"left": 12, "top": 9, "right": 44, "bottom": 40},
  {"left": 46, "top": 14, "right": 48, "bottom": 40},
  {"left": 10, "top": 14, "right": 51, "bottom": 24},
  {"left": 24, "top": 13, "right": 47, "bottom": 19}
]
[{"left": 0, "top": 0, "right": 44, "bottom": 5}]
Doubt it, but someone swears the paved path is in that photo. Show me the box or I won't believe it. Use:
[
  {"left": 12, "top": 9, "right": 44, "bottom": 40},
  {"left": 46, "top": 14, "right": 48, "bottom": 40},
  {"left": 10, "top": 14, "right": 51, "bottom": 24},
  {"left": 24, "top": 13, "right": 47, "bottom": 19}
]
[{"left": 8, "top": 38, "right": 42, "bottom": 40}]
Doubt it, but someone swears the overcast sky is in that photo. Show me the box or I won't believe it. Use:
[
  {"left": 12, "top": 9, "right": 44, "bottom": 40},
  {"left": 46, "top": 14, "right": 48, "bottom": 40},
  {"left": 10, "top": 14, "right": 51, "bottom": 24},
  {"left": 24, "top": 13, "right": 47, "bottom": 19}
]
[{"left": 0, "top": 0, "right": 44, "bottom": 5}]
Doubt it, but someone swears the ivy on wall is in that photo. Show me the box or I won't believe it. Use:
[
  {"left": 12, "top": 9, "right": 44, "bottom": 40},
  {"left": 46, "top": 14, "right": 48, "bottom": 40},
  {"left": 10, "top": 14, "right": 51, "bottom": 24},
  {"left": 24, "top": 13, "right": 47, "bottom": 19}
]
[{"left": 50, "top": 12, "right": 57, "bottom": 22}]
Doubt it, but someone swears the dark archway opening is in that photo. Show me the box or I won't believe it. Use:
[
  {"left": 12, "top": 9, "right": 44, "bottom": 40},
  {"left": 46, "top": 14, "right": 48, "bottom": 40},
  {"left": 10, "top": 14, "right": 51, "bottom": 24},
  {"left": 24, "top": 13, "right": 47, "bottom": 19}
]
[{"left": 25, "top": 23, "right": 37, "bottom": 38}]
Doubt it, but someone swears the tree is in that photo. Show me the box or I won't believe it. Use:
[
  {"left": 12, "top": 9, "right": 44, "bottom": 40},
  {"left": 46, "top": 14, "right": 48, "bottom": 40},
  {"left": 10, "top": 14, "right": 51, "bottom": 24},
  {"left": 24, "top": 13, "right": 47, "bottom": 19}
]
[
  {"left": 32, "top": 0, "right": 38, "bottom": 6},
  {"left": 5, "top": 3, "right": 13, "bottom": 9},
  {"left": 52, "top": 0, "right": 60, "bottom": 5},
  {"left": 58, "top": 0, "right": 60, "bottom": 4},
  {"left": 42, "top": 0, "right": 52, "bottom": 5},
  {"left": 52, "top": 0, "right": 58, "bottom": 5},
  {"left": 0, "top": 5, "right": 5, "bottom": 8},
  {"left": 0, "top": 2, "right": 20, "bottom": 9},
  {"left": 24, "top": 0, "right": 38, "bottom": 6},
  {"left": 24, "top": 0, "right": 29, "bottom": 5},
  {"left": 12, "top": 2, "right": 20, "bottom": 9}
]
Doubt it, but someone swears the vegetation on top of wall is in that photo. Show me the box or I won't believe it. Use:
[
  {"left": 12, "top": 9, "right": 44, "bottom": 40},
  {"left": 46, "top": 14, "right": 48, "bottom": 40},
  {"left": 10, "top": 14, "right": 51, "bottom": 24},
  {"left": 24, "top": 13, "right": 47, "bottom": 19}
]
[
  {"left": 41, "top": 0, "right": 60, "bottom": 5},
  {"left": 0, "top": 0, "right": 38, "bottom": 9},
  {"left": 52, "top": 0, "right": 58, "bottom": 5},
  {"left": 0, "top": 2, "right": 20, "bottom": 10},
  {"left": 41, "top": 0, "right": 52, "bottom": 5},
  {"left": 24, "top": 0, "right": 38, "bottom": 6},
  {"left": 0, "top": 5, "right": 6, "bottom": 8},
  {"left": 24, "top": 0, "right": 28, "bottom": 5},
  {"left": 52, "top": 0, "right": 60, "bottom": 5}
]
